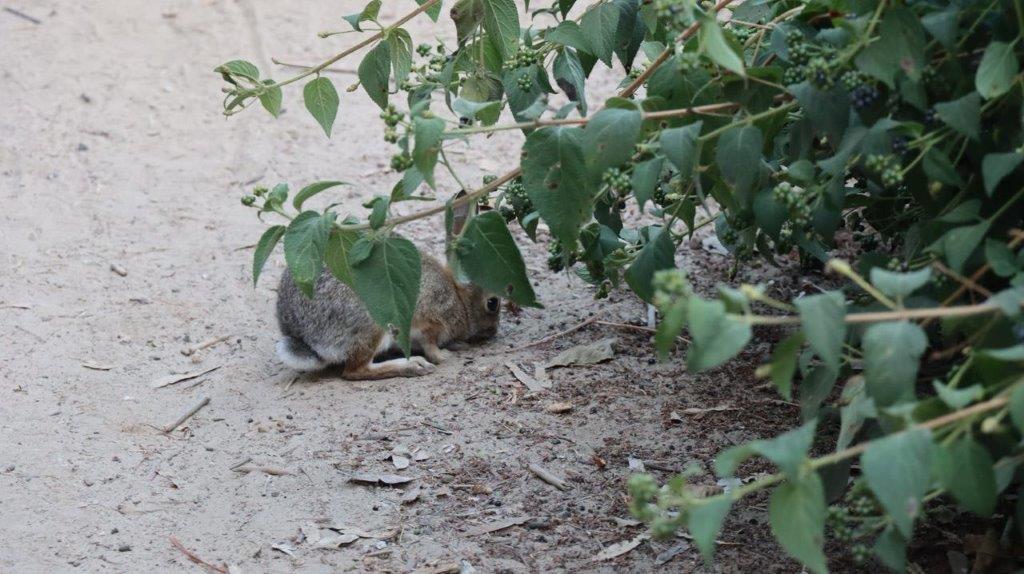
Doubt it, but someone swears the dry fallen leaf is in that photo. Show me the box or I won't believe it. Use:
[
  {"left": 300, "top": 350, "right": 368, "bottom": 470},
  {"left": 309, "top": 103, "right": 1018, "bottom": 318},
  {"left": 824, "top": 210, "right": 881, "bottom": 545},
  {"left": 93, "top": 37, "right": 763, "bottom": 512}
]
[
  {"left": 592, "top": 533, "right": 650, "bottom": 561},
  {"left": 349, "top": 473, "right": 415, "bottom": 486},
  {"left": 545, "top": 401, "right": 573, "bottom": 413},
  {"left": 315, "top": 533, "right": 359, "bottom": 548},
  {"left": 391, "top": 455, "right": 410, "bottom": 470},
  {"left": 545, "top": 338, "right": 616, "bottom": 369},
  {"left": 401, "top": 482, "right": 422, "bottom": 504},
  {"left": 506, "top": 362, "right": 550, "bottom": 392}
]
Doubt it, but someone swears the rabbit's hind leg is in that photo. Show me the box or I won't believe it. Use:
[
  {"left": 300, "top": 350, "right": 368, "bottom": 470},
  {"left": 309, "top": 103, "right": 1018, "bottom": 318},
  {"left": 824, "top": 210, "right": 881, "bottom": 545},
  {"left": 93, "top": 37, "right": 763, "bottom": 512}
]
[
  {"left": 341, "top": 340, "right": 436, "bottom": 380},
  {"left": 342, "top": 356, "right": 436, "bottom": 380}
]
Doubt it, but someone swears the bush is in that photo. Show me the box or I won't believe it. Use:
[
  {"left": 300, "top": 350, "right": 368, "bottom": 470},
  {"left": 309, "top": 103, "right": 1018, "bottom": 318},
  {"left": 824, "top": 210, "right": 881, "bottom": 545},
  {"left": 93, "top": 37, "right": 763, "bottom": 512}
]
[{"left": 217, "top": 0, "right": 1024, "bottom": 570}]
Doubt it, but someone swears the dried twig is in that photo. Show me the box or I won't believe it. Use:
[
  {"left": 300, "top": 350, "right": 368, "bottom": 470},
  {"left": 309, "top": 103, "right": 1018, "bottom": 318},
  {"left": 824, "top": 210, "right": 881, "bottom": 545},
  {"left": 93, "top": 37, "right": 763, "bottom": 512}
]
[
  {"left": 3, "top": 6, "right": 41, "bottom": 24},
  {"left": 514, "top": 316, "right": 598, "bottom": 351},
  {"left": 528, "top": 463, "right": 569, "bottom": 491},
  {"left": 169, "top": 536, "right": 228, "bottom": 574},
  {"left": 421, "top": 419, "right": 453, "bottom": 435},
  {"left": 595, "top": 320, "right": 691, "bottom": 343},
  {"left": 163, "top": 396, "right": 210, "bottom": 433},
  {"left": 181, "top": 334, "right": 233, "bottom": 356},
  {"left": 931, "top": 261, "right": 992, "bottom": 297}
]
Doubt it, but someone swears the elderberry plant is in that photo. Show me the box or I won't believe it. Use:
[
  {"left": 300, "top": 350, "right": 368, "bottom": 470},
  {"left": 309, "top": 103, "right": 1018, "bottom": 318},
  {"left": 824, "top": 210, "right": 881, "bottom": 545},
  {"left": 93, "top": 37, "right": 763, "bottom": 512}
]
[{"left": 216, "top": 0, "right": 1024, "bottom": 571}]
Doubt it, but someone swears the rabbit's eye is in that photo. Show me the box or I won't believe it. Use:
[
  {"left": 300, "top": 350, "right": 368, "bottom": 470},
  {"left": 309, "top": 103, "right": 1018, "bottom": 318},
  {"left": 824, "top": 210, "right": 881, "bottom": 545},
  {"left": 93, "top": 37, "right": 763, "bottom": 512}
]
[{"left": 486, "top": 297, "right": 500, "bottom": 313}]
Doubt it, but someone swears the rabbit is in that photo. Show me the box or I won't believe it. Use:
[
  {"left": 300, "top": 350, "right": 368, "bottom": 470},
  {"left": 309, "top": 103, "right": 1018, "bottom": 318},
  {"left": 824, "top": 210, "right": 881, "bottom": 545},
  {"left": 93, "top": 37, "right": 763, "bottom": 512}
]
[{"left": 274, "top": 195, "right": 501, "bottom": 380}]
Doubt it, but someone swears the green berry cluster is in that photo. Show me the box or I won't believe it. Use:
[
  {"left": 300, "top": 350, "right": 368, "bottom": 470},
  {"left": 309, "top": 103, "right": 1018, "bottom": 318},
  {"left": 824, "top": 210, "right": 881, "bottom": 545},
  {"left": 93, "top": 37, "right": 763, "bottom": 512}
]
[
  {"left": 654, "top": 0, "right": 695, "bottom": 33},
  {"left": 785, "top": 30, "right": 811, "bottom": 64},
  {"left": 547, "top": 238, "right": 579, "bottom": 272},
  {"left": 850, "top": 544, "right": 871, "bottom": 565},
  {"left": 731, "top": 25, "right": 752, "bottom": 43},
  {"left": 806, "top": 57, "right": 833, "bottom": 88},
  {"left": 515, "top": 73, "right": 534, "bottom": 91},
  {"left": 602, "top": 167, "right": 632, "bottom": 197},
  {"left": 772, "top": 182, "right": 813, "bottom": 229},
  {"left": 390, "top": 152, "right": 413, "bottom": 172},
  {"left": 675, "top": 49, "right": 702, "bottom": 73},
  {"left": 503, "top": 46, "right": 542, "bottom": 71},
  {"left": 499, "top": 178, "right": 533, "bottom": 222},
  {"left": 416, "top": 43, "right": 432, "bottom": 57},
  {"left": 241, "top": 185, "right": 268, "bottom": 207},
  {"left": 380, "top": 104, "right": 403, "bottom": 143},
  {"left": 652, "top": 269, "right": 689, "bottom": 308},
  {"left": 865, "top": 154, "right": 903, "bottom": 188}
]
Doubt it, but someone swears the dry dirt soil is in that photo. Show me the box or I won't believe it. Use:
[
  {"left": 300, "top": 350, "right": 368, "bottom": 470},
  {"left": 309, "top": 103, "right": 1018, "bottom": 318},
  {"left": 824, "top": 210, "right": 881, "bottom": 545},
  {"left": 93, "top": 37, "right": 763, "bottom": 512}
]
[{"left": 0, "top": 2, "right": 883, "bottom": 573}]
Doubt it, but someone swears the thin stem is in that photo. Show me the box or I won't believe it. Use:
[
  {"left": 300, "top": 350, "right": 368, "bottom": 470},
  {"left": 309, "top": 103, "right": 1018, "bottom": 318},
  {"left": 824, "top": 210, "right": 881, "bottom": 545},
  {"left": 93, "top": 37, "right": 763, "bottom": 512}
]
[
  {"left": 697, "top": 101, "right": 799, "bottom": 144},
  {"left": 337, "top": 0, "right": 732, "bottom": 233},
  {"left": 262, "top": 0, "right": 441, "bottom": 92},
  {"left": 439, "top": 147, "right": 469, "bottom": 192},
  {"left": 727, "top": 391, "right": 1015, "bottom": 502},
  {"left": 826, "top": 260, "right": 898, "bottom": 310},
  {"left": 739, "top": 301, "right": 1007, "bottom": 327},
  {"left": 620, "top": 0, "right": 738, "bottom": 98},
  {"left": 445, "top": 102, "right": 742, "bottom": 137}
]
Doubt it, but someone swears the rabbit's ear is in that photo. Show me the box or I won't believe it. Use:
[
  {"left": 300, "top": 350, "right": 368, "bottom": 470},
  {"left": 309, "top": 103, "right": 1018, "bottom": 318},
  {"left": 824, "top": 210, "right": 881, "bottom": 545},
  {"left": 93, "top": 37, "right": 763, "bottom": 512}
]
[{"left": 447, "top": 189, "right": 476, "bottom": 238}]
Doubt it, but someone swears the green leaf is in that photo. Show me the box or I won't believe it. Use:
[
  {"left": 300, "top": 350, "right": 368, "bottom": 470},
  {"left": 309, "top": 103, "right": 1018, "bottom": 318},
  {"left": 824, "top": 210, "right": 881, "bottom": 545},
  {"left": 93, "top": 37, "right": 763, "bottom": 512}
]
[
  {"left": 387, "top": 28, "right": 414, "bottom": 84},
  {"left": 923, "top": 147, "right": 964, "bottom": 187},
  {"left": 259, "top": 80, "right": 283, "bottom": 117},
  {"left": 303, "top": 77, "right": 340, "bottom": 137},
  {"left": 655, "top": 298, "right": 687, "bottom": 360},
  {"left": 862, "top": 321, "right": 928, "bottom": 406},
  {"left": 451, "top": 0, "right": 485, "bottom": 42},
  {"left": 253, "top": 225, "right": 286, "bottom": 287},
  {"left": 324, "top": 229, "right": 359, "bottom": 286},
  {"left": 522, "top": 127, "right": 592, "bottom": 249},
  {"left": 698, "top": 13, "right": 745, "bottom": 76},
  {"left": 1011, "top": 384, "right": 1024, "bottom": 433},
  {"left": 283, "top": 211, "right": 335, "bottom": 297},
  {"left": 768, "top": 332, "right": 805, "bottom": 400},
  {"left": 553, "top": 48, "right": 588, "bottom": 115},
  {"left": 452, "top": 97, "right": 501, "bottom": 126},
  {"left": 862, "top": 428, "right": 935, "bottom": 537},
  {"left": 932, "top": 380, "right": 983, "bottom": 410},
  {"left": 413, "top": 116, "right": 445, "bottom": 188},
  {"left": 982, "top": 152, "right": 1024, "bottom": 196},
  {"left": 359, "top": 41, "right": 392, "bottom": 110},
  {"left": 631, "top": 157, "right": 664, "bottom": 210},
  {"left": 715, "top": 126, "right": 763, "bottom": 196},
  {"left": 416, "top": 0, "right": 442, "bottom": 21},
  {"left": 938, "top": 200, "right": 982, "bottom": 223},
  {"left": 978, "top": 345, "right": 1024, "bottom": 362},
  {"left": 873, "top": 526, "right": 907, "bottom": 572},
  {"left": 869, "top": 266, "right": 932, "bottom": 299},
  {"left": 687, "top": 496, "right": 732, "bottom": 563},
  {"left": 343, "top": 0, "right": 381, "bottom": 31},
  {"left": 624, "top": 226, "right": 675, "bottom": 303},
  {"left": 582, "top": 108, "right": 642, "bottom": 180},
  {"left": 349, "top": 236, "right": 422, "bottom": 355},
  {"left": 660, "top": 121, "right": 703, "bottom": 181},
  {"left": 292, "top": 181, "right": 348, "bottom": 211},
  {"left": 716, "top": 420, "right": 817, "bottom": 479},
  {"left": 795, "top": 292, "right": 846, "bottom": 373},
  {"left": 482, "top": 0, "right": 520, "bottom": 59},
  {"left": 545, "top": 21, "right": 591, "bottom": 53},
  {"left": 769, "top": 474, "right": 827, "bottom": 574},
  {"left": 986, "top": 239, "right": 1019, "bottom": 277},
  {"left": 921, "top": 7, "right": 957, "bottom": 49},
  {"left": 579, "top": 2, "right": 619, "bottom": 66},
  {"left": 457, "top": 211, "right": 539, "bottom": 307},
  {"left": 934, "top": 437, "right": 997, "bottom": 516},
  {"left": 855, "top": 7, "right": 926, "bottom": 87},
  {"left": 930, "top": 221, "right": 991, "bottom": 273},
  {"left": 935, "top": 91, "right": 981, "bottom": 141},
  {"left": 686, "top": 297, "right": 752, "bottom": 372},
  {"left": 976, "top": 41, "right": 1019, "bottom": 99},
  {"left": 217, "top": 59, "right": 260, "bottom": 82}
]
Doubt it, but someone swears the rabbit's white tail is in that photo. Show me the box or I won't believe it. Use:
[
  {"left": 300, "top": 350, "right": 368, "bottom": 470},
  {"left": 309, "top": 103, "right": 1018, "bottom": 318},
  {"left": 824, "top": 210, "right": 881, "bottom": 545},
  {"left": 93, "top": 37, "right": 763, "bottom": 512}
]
[{"left": 277, "top": 337, "right": 326, "bottom": 371}]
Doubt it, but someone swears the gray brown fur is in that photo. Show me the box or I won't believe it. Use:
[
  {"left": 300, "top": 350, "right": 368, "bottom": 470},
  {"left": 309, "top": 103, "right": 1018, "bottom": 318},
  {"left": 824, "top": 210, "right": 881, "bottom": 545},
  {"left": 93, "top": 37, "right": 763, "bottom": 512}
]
[{"left": 276, "top": 252, "right": 500, "bottom": 380}]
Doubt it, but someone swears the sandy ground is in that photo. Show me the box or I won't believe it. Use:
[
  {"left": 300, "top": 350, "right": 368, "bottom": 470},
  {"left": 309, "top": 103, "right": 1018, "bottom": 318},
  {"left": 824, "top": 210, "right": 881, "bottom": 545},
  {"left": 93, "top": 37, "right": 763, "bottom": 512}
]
[{"left": 0, "top": 2, "right": 820, "bottom": 572}]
